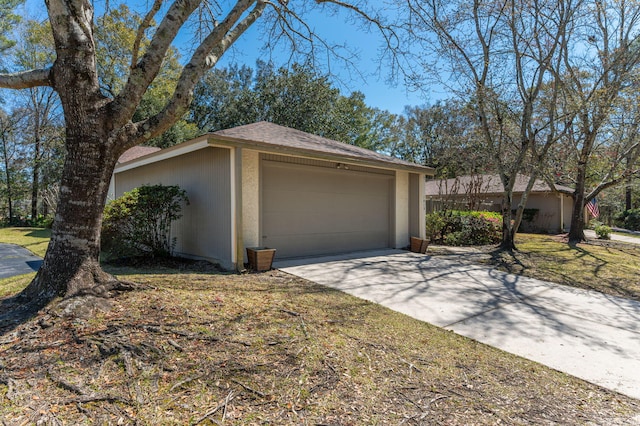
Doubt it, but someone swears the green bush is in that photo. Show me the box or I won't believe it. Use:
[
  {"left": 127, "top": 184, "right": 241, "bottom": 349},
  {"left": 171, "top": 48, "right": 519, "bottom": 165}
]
[
  {"left": 426, "top": 210, "right": 502, "bottom": 246},
  {"left": 425, "top": 212, "right": 446, "bottom": 241},
  {"left": 594, "top": 224, "right": 611, "bottom": 239},
  {"left": 102, "top": 184, "right": 189, "bottom": 260},
  {"left": 28, "top": 214, "right": 54, "bottom": 228},
  {"left": 614, "top": 209, "right": 640, "bottom": 231}
]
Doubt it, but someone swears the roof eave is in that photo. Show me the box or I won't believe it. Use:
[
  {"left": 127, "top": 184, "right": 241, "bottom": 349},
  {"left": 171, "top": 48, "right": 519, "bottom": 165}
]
[{"left": 209, "top": 134, "right": 435, "bottom": 175}]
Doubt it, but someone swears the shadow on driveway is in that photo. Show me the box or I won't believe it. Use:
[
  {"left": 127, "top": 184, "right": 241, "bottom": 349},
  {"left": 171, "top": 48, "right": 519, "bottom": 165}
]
[{"left": 0, "top": 243, "right": 43, "bottom": 279}]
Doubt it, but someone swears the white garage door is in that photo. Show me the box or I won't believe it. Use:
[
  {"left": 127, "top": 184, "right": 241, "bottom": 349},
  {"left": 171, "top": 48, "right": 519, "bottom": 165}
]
[{"left": 262, "top": 160, "right": 392, "bottom": 258}]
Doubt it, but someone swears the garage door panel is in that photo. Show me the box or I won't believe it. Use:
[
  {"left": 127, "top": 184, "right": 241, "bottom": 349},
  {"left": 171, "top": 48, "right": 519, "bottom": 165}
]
[{"left": 262, "top": 161, "right": 391, "bottom": 258}]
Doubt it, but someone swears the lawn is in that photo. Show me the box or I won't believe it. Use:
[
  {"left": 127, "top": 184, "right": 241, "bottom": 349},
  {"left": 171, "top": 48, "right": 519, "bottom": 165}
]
[
  {"left": 492, "top": 234, "right": 639, "bottom": 301},
  {"left": 0, "top": 227, "right": 51, "bottom": 257},
  {"left": 1, "top": 228, "right": 639, "bottom": 424}
]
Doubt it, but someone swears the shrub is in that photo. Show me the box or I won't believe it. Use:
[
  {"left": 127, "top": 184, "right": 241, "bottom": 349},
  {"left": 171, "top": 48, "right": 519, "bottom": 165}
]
[
  {"left": 614, "top": 209, "right": 640, "bottom": 231},
  {"left": 102, "top": 184, "right": 189, "bottom": 260},
  {"left": 425, "top": 212, "right": 446, "bottom": 241},
  {"left": 29, "top": 214, "right": 54, "bottom": 228},
  {"left": 594, "top": 224, "right": 611, "bottom": 239},
  {"left": 426, "top": 210, "right": 502, "bottom": 246}
]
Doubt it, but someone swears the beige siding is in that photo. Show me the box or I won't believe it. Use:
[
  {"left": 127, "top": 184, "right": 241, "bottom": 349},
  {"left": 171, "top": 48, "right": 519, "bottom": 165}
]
[
  {"left": 261, "top": 159, "right": 392, "bottom": 258},
  {"left": 514, "top": 193, "right": 564, "bottom": 233},
  {"left": 475, "top": 194, "right": 568, "bottom": 233},
  {"left": 114, "top": 147, "right": 233, "bottom": 268}
]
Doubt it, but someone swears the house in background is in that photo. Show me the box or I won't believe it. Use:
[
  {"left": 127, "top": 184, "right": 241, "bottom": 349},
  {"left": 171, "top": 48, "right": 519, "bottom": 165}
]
[
  {"left": 425, "top": 174, "right": 574, "bottom": 233},
  {"left": 110, "top": 122, "right": 435, "bottom": 269}
]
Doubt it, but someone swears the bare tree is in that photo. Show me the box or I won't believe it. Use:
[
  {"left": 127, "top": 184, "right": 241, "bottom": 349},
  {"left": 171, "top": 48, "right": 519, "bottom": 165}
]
[
  {"left": 402, "top": 0, "right": 576, "bottom": 249},
  {"left": 557, "top": 0, "right": 640, "bottom": 242},
  {"left": 0, "top": 108, "right": 27, "bottom": 224},
  {"left": 0, "top": 0, "right": 382, "bottom": 314}
]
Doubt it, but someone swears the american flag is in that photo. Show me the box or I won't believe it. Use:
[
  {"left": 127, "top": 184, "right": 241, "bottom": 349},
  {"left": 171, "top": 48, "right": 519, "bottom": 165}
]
[{"left": 586, "top": 197, "right": 600, "bottom": 218}]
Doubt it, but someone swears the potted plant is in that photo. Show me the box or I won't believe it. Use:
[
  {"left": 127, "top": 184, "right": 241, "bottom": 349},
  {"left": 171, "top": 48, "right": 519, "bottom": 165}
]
[{"left": 246, "top": 247, "right": 277, "bottom": 271}]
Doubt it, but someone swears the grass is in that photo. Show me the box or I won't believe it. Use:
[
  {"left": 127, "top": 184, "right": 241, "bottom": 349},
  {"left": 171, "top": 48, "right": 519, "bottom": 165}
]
[
  {"left": 491, "top": 234, "right": 640, "bottom": 301},
  {"left": 0, "top": 227, "right": 51, "bottom": 257},
  {"left": 1, "top": 227, "right": 639, "bottom": 423}
]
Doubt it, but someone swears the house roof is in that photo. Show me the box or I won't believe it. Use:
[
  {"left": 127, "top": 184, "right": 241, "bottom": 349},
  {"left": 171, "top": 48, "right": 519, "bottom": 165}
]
[
  {"left": 115, "top": 122, "right": 434, "bottom": 175},
  {"left": 211, "top": 121, "right": 434, "bottom": 174},
  {"left": 118, "top": 146, "right": 161, "bottom": 164},
  {"left": 425, "top": 174, "right": 574, "bottom": 196}
]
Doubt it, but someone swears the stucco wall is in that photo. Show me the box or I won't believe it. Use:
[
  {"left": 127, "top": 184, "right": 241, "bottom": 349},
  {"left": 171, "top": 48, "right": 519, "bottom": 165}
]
[
  {"left": 241, "top": 149, "right": 260, "bottom": 259},
  {"left": 394, "top": 171, "right": 410, "bottom": 247},
  {"left": 113, "top": 147, "right": 233, "bottom": 268}
]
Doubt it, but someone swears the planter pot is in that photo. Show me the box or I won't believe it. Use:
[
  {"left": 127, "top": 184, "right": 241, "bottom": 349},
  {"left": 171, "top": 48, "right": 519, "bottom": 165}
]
[
  {"left": 247, "top": 247, "right": 276, "bottom": 271},
  {"left": 410, "top": 237, "right": 429, "bottom": 254}
]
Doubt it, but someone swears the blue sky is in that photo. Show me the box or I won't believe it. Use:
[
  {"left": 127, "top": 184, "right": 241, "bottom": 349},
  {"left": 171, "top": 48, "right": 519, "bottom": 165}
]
[
  {"left": 209, "top": 5, "right": 444, "bottom": 114},
  {"left": 19, "top": 0, "right": 448, "bottom": 115}
]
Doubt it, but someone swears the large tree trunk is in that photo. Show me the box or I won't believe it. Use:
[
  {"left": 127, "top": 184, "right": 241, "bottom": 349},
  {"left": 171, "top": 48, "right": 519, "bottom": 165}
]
[
  {"left": 568, "top": 165, "right": 587, "bottom": 243},
  {"left": 20, "top": 118, "right": 121, "bottom": 308},
  {"left": 499, "top": 189, "right": 517, "bottom": 250}
]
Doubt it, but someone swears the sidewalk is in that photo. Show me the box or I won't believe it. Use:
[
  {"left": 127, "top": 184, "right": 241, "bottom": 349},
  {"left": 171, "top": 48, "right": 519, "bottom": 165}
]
[{"left": 585, "top": 229, "right": 640, "bottom": 245}]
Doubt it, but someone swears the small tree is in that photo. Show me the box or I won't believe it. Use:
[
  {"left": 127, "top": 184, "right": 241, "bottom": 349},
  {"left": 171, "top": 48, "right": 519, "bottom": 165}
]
[{"left": 102, "top": 185, "right": 188, "bottom": 259}]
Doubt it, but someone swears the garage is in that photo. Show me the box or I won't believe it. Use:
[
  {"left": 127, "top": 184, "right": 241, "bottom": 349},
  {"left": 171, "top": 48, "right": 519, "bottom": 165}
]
[
  {"left": 262, "top": 159, "right": 393, "bottom": 258},
  {"left": 112, "top": 121, "right": 433, "bottom": 270}
]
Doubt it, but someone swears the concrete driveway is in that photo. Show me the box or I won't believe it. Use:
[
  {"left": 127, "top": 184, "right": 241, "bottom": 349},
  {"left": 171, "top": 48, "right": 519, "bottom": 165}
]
[
  {"left": 0, "top": 243, "right": 42, "bottom": 279},
  {"left": 275, "top": 249, "right": 640, "bottom": 400}
]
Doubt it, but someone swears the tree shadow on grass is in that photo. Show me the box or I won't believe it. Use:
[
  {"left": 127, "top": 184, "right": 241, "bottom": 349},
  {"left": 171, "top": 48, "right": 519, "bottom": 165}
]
[
  {"left": 25, "top": 229, "right": 52, "bottom": 239},
  {"left": 0, "top": 294, "right": 44, "bottom": 337},
  {"left": 488, "top": 247, "right": 528, "bottom": 275}
]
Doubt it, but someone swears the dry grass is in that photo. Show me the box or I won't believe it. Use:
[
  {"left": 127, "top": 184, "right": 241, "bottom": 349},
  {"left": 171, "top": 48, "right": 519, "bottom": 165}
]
[{"left": 1, "top": 267, "right": 639, "bottom": 425}]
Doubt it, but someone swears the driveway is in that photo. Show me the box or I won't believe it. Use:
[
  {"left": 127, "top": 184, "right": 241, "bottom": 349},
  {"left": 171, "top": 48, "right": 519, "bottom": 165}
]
[
  {"left": 585, "top": 229, "right": 640, "bottom": 245},
  {"left": 275, "top": 249, "right": 640, "bottom": 400},
  {"left": 0, "top": 244, "right": 43, "bottom": 279}
]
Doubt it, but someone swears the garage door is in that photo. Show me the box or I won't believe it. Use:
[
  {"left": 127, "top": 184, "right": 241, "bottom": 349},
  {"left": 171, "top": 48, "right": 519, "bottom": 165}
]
[{"left": 262, "top": 160, "right": 392, "bottom": 258}]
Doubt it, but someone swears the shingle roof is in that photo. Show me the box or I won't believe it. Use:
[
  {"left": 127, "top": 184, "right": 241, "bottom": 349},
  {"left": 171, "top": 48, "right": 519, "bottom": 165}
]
[
  {"left": 118, "top": 146, "right": 161, "bottom": 164},
  {"left": 425, "top": 174, "right": 574, "bottom": 196},
  {"left": 212, "top": 121, "right": 434, "bottom": 174}
]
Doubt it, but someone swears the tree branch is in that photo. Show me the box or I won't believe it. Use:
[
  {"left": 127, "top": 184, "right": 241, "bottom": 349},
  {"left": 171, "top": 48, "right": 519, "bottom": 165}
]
[
  {"left": 124, "top": 0, "right": 267, "bottom": 146},
  {"left": 110, "top": 0, "right": 202, "bottom": 129},
  {"left": 0, "top": 68, "right": 52, "bottom": 89},
  {"left": 130, "top": 0, "right": 164, "bottom": 69}
]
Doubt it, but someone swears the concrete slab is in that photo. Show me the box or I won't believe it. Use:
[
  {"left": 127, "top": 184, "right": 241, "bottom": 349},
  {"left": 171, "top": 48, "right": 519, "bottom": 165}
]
[
  {"left": 276, "top": 250, "right": 640, "bottom": 400},
  {"left": 0, "top": 244, "right": 42, "bottom": 279},
  {"left": 585, "top": 229, "right": 640, "bottom": 245}
]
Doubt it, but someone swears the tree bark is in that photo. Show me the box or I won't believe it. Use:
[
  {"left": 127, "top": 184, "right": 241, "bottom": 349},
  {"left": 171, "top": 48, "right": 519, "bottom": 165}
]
[
  {"left": 499, "top": 186, "right": 517, "bottom": 251},
  {"left": 21, "top": 121, "right": 120, "bottom": 304},
  {"left": 568, "top": 164, "right": 587, "bottom": 243}
]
